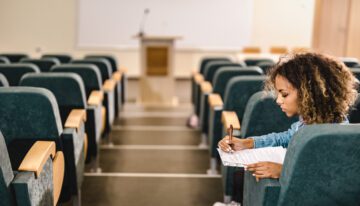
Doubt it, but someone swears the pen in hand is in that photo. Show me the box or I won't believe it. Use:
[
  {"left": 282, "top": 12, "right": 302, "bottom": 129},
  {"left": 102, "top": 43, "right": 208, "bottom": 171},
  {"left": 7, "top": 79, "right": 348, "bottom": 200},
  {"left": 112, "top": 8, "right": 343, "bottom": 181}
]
[{"left": 227, "top": 124, "right": 234, "bottom": 153}]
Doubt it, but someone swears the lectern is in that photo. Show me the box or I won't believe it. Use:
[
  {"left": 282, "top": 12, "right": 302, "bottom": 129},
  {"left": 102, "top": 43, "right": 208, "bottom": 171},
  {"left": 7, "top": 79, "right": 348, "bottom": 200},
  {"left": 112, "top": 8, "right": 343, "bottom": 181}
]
[{"left": 136, "top": 35, "right": 181, "bottom": 107}]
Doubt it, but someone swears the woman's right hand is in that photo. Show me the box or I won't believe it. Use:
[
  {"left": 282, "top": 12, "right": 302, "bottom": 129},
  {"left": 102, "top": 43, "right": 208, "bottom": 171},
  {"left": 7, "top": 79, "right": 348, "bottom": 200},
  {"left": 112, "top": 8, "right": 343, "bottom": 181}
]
[{"left": 218, "top": 136, "right": 254, "bottom": 152}]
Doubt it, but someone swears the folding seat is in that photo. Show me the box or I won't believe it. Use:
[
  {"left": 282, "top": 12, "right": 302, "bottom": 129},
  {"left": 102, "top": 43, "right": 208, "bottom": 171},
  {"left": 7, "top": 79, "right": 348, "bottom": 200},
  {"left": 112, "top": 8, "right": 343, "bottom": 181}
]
[
  {"left": 0, "top": 73, "right": 9, "bottom": 87},
  {"left": 221, "top": 92, "right": 297, "bottom": 204},
  {"left": 20, "top": 58, "right": 60, "bottom": 72},
  {"left": 0, "top": 130, "right": 64, "bottom": 206},
  {"left": 243, "top": 124, "right": 360, "bottom": 206},
  {"left": 0, "top": 56, "right": 10, "bottom": 64},
  {"left": 256, "top": 61, "right": 275, "bottom": 74},
  {"left": 42, "top": 54, "right": 72, "bottom": 63},
  {"left": 205, "top": 67, "right": 263, "bottom": 173},
  {"left": 348, "top": 94, "right": 360, "bottom": 123},
  {"left": 0, "top": 87, "right": 85, "bottom": 203},
  {"left": 84, "top": 55, "right": 124, "bottom": 117},
  {"left": 341, "top": 57, "right": 359, "bottom": 68},
  {"left": 50, "top": 65, "right": 104, "bottom": 167},
  {"left": 244, "top": 58, "right": 274, "bottom": 66},
  {"left": 0, "top": 64, "right": 40, "bottom": 86},
  {"left": 71, "top": 59, "right": 116, "bottom": 136},
  {"left": 0, "top": 53, "right": 28, "bottom": 63}
]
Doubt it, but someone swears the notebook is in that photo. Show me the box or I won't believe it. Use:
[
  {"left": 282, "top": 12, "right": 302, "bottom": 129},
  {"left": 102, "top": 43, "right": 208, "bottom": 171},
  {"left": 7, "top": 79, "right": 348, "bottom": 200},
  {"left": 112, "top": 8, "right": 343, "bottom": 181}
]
[{"left": 217, "top": 146, "right": 287, "bottom": 167}]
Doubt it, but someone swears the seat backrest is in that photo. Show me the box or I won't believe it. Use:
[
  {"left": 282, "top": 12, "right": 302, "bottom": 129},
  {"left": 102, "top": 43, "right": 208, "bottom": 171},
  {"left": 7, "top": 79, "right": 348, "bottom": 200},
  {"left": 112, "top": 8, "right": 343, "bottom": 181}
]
[
  {"left": 0, "top": 74, "right": 9, "bottom": 87},
  {"left": 199, "top": 58, "right": 231, "bottom": 74},
  {"left": 51, "top": 64, "right": 102, "bottom": 98},
  {"left": 0, "top": 87, "right": 62, "bottom": 145},
  {"left": 0, "top": 56, "right": 10, "bottom": 64},
  {"left": 0, "top": 131, "right": 15, "bottom": 206},
  {"left": 256, "top": 61, "right": 275, "bottom": 74},
  {"left": 348, "top": 94, "right": 360, "bottom": 123},
  {"left": 203, "top": 63, "right": 243, "bottom": 82},
  {"left": 223, "top": 76, "right": 266, "bottom": 122},
  {"left": 341, "top": 57, "right": 359, "bottom": 68},
  {"left": 244, "top": 58, "right": 274, "bottom": 66},
  {"left": 212, "top": 66, "right": 263, "bottom": 98},
  {"left": 350, "top": 68, "right": 360, "bottom": 82},
  {"left": 20, "top": 58, "right": 60, "bottom": 72},
  {"left": 240, "top": 92, "right": 298, "bottom": 137},
  {"left": 20, "top": 73, "right": 87, "bottom": 126},
  {"left": 71, "top": 59, "right": 111, "bottom": 83},
  {"left": 0, "top": 64, "right": 40, "bottom": 86},
  {"left": 42, "top": 54, "right": 72, "bottom": 63},
  {"left": 0, "top": 54, "right": 28, "bottom": 63},
  {"left": 278, "top": 124, "right": 360, "bottom": 206},
  {"left": 85, "top": 55, "right": 118, "bottom": 73}
]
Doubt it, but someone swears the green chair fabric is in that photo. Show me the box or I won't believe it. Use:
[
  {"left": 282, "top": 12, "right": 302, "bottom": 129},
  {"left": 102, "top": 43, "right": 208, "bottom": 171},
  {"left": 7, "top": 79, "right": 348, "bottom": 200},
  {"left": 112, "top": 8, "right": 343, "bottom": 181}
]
[
  {"left": 0, "top": 54, "right": 28, "bottom": 63},
  {"left": 256, "top": 61, "right": 275, "bottom": 74},
  {"left": 20, "top": 58, "right": 60, "bottom": 72},
  {"left": 0, "top": 87, "right": 84, "bottom": 202},
  {"left": 341, "top": 57, "right": 359, "bottom": 68},
  {"left": 0, "top": 63, "right": 40, "bottom": 86},
  {"left": 0, "top": 74, "right": 9, "bottom": 87},
  {"left": 244, "top": 58, "right": 274, "bottom": 66},
  {"left": 348, "top": 94, "right": 360, "bottom": 123},
  {"left": 84, "top": 55, "right": 118, "bottom": 73},
  {"left": 71, "top": 59, "right": 111, "bottom": 83},
  {"left": 42, "top": 54, "right": 72, "bottom": 63},
  {"left": 0, "top": 56, "right": 10, "bottom": 64}
]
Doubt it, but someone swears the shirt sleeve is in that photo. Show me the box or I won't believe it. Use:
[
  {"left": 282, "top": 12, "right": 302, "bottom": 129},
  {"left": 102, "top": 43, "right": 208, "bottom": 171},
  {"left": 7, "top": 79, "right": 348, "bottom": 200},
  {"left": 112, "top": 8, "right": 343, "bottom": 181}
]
[{"left": 248, "top": 121, "right": 300, "bottom": 148}]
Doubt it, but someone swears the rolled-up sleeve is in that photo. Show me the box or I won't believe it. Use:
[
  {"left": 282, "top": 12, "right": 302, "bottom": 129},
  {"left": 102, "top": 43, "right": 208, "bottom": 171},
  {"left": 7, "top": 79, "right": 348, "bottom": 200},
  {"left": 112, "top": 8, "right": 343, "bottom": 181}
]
[{"left": 248, "top": 121, "right": 300, "bottom": 148}]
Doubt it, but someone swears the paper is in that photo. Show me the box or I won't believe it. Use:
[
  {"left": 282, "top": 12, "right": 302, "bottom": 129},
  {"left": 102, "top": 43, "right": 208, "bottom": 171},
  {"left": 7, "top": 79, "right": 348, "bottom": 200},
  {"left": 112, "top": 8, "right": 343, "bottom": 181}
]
[{"left": 217, "top": 146, "right": 287, "bottom": 167}]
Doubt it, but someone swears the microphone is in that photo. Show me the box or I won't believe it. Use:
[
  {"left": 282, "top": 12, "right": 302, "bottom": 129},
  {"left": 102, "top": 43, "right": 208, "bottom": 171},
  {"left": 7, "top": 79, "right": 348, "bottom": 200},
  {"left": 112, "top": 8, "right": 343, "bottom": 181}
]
[{"left": 138, "top": 8, "right": 150, "bottom": 37}]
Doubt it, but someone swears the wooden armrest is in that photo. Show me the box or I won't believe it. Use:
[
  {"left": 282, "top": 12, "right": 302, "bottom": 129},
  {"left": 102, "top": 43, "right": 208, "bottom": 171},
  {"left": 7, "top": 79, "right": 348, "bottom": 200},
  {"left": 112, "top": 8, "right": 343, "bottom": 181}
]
[
  {"left": 201, "top": 81, "right": 213, "bottom": 93},
  {"left": 87, "top": 90, "right": 104, "bottom": 106},
  {"left": 52, "top": 151, "right": 64, "bottom": 206},
  {"left": 208, "top": 93, "right": 223, "bottom": 108},
  {"left": 192, "top": 70, "right": 198, "bottom": 76},
  {"left": 119, "top": 67, "right": 128, "bottom": 73},
  {"left": 194, "top": 73, "right": 204, "bottom": 84},
  {"left": 103, "top": 79, "right": 116, "bottom": 91},
  {"left": 64, "top": 109, "right": 87, "bottom": 132},
  {"left": 222, "top": 111, "right": 241, "bottom": 130},
  {"left": 112, "top": 70, "right": 122, "bottom": 82},
  {"left": 18, "top": 141, "right": 56, "bottom": 178}
]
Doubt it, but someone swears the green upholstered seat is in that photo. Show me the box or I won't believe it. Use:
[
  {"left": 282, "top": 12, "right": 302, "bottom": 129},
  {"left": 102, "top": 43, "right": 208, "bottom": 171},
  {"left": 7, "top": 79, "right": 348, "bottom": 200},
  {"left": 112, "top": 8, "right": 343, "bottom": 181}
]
[
  {"left": 42, "top": 54, "right": 72, "bottom": 63},
  {"left": 71, "top": 59, "right": 111, "bottom": 83},
  {"left": 20, "top": 58, "right": 60, "bottom": 72},
  {"left": 0, "top": 87, "right": 84, "bottom": 202},
  {"left": 0, "top": 56, "right": 10, "bottom": 64},
  {"left": 244, "top": 124, "right": 360, "bottom": 206},
  {"left": 256, "top": 61, "right": 275, "bottom": 74},
  {"left": 0, "top": 54, "right": 28, "bottom": 63},
  {"left": 244, "top": 58, "right": 274, "bottom": 66},
  {"left": 0, "top": 63, "right": 40, "bottom": 86},
  {"left": 0, "top": 131, "right": 54, "bottom": 206},
  {"left": 341, "top": 57, "right": 359, "bottom": 68},
  {"left": 0, "top": 74, "right": 9, "bottom": 87},
  {"left": 348, "top": 94, "right": 360, "bottom": 123},
  {"left": 85, "top": 55, "right": 118, "bottom": 73},
  {"left": 50, "top": 65, "right": 104, "bottom": 162}
]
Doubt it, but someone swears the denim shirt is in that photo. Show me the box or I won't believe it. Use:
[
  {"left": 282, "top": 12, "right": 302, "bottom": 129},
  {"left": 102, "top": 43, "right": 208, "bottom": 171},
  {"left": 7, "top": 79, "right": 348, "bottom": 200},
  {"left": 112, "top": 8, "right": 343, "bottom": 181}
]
[{"left": 249, "top": 117, "right": 349, "bottom": 148}]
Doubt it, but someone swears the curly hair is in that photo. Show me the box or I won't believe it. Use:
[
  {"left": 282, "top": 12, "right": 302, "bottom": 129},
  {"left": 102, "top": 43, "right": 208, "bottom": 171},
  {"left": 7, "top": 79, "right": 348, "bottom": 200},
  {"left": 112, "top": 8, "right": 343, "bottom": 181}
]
[{"left": 265, "top": 52, "right": 358, "bottom": 124}]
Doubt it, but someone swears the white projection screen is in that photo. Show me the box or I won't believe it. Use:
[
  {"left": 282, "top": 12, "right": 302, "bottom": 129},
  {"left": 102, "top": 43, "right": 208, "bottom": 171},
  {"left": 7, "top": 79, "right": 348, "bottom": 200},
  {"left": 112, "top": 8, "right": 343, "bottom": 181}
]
[{"left": 77, "top": 0, "right": 253, "bottom": 50}]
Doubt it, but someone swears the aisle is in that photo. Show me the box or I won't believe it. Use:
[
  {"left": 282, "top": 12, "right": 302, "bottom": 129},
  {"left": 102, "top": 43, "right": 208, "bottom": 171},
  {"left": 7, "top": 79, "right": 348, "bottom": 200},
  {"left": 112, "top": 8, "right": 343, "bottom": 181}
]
[{"left": 81, "top": 103, "right": 223, "bottom": 206}]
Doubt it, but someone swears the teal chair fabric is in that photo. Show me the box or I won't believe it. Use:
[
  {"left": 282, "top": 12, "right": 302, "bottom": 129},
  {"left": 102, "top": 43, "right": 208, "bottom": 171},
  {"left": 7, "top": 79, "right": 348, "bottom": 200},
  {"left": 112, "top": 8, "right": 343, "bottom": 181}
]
[
  {"left": 244, "top": 124, "right": 360, "bottom": 206},
  {"left": 0, "top": 56, "right": 10, "bottom": 64},
  {"left": 0, "top": 54, "right": 28, "bottom": 63},
  {"left": 42, "top": 54, "right": 72, "bottom": 63},
  {"left": 244, "top": 58, "right": 274, "bottom": 66},
  {"left": 341, "top": 57, "right": 359, "bottom": 68},
  {"left": 0, "top": 63, "right": 40, "bottom": 86},
  {"left": 0, "top": 74, "right": 9, "bottom": 87},
  {"left": 71, "top": 59, "right": 111, "bottom": 83},
  {"left": 0, "top": 131, "right": 54, "bottom": 206},
  {"left": 256, "top": 61, "right": 275, "bottom": 74},
  {"left": 20, "top": 58, "right": 60, "bottom": 72},
  {"left": 0, "top": 87, "right": 84, "bottom": 202},
  {"left": 348, "top": 94, "right": 360, "bottom": 123},
  {"left": 85, "top": 55, "right": 118, "bottom": 73}
]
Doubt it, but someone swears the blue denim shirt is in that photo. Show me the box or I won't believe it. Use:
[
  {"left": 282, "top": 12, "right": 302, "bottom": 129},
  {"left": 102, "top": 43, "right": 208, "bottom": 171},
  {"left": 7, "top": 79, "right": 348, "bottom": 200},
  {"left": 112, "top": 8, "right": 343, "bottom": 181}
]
[{"left": 249, "top": 117, "right": 349, "bottom": 148}]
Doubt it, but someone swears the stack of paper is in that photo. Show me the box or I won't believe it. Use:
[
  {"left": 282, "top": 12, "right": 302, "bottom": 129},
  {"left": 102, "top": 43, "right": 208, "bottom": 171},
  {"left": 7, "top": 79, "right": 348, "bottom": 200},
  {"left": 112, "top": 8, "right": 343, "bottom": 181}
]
[{"left": 217, "top": 146, "right": 287, "bottom": 167}]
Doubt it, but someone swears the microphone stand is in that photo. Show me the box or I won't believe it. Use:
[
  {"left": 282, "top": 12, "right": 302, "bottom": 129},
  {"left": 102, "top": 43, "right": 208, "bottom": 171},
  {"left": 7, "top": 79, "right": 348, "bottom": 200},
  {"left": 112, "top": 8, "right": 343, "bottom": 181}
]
[{"left": 138, "top": 8, "right": 150, "bottom": 37}]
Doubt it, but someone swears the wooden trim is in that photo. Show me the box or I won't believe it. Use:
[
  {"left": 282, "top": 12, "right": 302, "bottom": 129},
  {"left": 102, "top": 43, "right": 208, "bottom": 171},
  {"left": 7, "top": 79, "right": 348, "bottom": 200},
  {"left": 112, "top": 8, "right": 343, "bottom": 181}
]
[
  {"left": 221, "top": 111, "right": 241, "bottom": 130},
  {"left": 87, "top": 90, "right": 104, "bottom": 106},
  {"left": 208, "top": 93, "right": 223, "bottom": 108},
  {"left": 101, "top": 106, "right": 106, "bottom": 134},
  {"left": 119, "top": 67, "right": 128, "bottom": 73},
  {"left": 103, "top": 79, "right": 116, "bottom": 91},
  {"left": 242, "top": 47, "right": 261, "bottom": 54},
  {"left": 270, "top": 47, "right": 288, "bottom": 54},
  {"left": 64, "top": 109, "right": 87, "bottom": 132},
  {"left": 18, "top": 141, "right": 56, "bottom": 178},
  {"left": 52, "top": 151, "right": 64, "bottom": 206},
  {"left": 112, "top": 71, "right": 122, "bottom": 82},
  {"left": 200, "top": 81, "right": 212, "bottom": 93},
  {"left": 84, "top": 133, "right": 88, "bottom": 157},
  {"left": 192, "top": 70, "right": 198, "bottom": 76},
  {"left": 194, "top": 73, "right": 204, "bottom": 84}
]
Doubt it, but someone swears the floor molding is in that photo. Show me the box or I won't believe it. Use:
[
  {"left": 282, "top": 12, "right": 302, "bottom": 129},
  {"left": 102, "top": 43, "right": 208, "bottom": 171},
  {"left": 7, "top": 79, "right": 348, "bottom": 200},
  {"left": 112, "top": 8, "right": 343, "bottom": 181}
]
[
  {"left": 84, "top": 172, "right": 221, "bottom": 178},
  {"left": 112, "top": 125, "right": 198, "bottom": 131},
  {"left": 100, "top": 144, "right": 207, "bottom": 150}
]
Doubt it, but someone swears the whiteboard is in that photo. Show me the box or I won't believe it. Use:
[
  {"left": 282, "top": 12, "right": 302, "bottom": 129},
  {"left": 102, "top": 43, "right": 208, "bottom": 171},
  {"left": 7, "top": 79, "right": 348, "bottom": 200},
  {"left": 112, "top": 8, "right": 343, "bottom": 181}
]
[{"left": 77, "top": 0, "right": 253, "bottom": 50}]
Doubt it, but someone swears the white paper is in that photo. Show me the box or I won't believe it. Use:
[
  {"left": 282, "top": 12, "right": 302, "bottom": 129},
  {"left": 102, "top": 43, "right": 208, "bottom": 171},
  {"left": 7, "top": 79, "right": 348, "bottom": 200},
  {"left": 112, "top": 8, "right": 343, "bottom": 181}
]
[{"left": 217, "top": 146, "right": 287, "bottom": 167}]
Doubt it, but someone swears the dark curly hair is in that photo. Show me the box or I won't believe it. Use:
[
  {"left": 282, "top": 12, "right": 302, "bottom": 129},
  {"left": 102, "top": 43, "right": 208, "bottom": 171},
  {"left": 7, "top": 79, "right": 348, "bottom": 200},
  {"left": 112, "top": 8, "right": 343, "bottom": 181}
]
[{"left": 265, "top": 52, "right": 358, "bottom": 124}]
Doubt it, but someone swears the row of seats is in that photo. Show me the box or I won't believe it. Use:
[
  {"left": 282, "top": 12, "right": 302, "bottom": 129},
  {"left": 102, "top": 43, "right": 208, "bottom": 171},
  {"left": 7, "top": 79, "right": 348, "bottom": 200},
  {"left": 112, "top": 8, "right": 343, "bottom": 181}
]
[
  {"left": 191, "top": 57, "right": 360, "bottom": 205},
  {"left": 0, "top": 53, "right": 127, "bottom": 205}
]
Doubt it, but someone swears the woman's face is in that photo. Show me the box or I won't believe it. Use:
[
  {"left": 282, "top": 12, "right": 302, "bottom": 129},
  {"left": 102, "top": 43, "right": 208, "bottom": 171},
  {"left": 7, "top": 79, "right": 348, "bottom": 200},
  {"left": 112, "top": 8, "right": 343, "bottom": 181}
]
[{"left": 275, "top": 75, "right": 299, "bottom": 117}]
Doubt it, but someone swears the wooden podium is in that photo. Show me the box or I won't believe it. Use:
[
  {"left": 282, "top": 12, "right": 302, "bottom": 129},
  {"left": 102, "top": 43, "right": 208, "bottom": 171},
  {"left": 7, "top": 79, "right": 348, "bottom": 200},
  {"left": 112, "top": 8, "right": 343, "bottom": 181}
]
[{"left": 136, "top": 35, "right": 181, "bottom": 107}]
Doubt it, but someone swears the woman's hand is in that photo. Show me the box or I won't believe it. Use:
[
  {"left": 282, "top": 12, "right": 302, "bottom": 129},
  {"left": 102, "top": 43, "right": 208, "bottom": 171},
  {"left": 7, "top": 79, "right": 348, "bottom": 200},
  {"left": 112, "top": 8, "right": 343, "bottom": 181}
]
[
  {"left": 245, "top": 162, "right": 282, "bottom": 182},
  {"left": 218, "top": 136, "right": 254, "bottom": 152}
]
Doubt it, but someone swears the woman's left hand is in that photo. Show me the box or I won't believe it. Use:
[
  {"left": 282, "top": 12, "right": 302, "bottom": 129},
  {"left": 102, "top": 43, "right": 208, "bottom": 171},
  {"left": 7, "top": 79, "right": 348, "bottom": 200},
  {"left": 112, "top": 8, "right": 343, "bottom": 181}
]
[{"left": 245, "top": 162, "right": 282, "bottom": 182}]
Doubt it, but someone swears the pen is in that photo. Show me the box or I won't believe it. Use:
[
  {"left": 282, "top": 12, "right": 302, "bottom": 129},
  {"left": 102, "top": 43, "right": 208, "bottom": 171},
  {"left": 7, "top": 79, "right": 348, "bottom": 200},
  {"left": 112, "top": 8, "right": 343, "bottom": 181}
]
[{"left": 228, "top": 124, "right": 233, "bottom": 152}]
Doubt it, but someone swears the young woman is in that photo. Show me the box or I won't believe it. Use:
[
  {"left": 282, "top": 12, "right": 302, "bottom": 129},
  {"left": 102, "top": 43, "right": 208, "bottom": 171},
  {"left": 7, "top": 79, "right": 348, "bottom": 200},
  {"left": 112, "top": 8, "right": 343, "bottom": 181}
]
[{"left": 218, "top": 52, "right": 358, "bottom": 181}]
